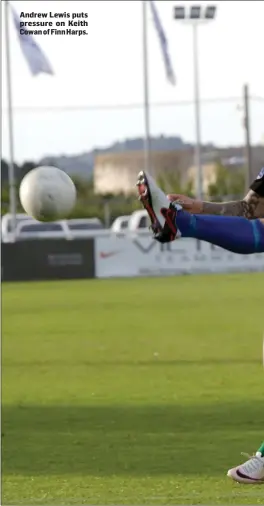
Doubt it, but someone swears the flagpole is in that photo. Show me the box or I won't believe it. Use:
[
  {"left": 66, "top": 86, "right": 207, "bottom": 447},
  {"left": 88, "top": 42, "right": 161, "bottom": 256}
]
[
  {"left": 4, "top": 0, "right": 17, "bottom": 236},
  {"left": 142, "top": 0, "right": 151, "bottom": 174}
]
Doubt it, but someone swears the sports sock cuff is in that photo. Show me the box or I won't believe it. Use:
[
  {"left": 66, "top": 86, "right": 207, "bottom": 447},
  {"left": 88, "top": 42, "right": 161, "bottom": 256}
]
[{"left": 257, "top": 442, "right": 264, "bottom": 457}]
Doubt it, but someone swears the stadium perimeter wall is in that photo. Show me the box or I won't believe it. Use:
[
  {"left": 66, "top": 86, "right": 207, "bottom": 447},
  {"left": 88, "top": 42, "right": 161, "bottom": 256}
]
[{"left": 2, "top": 236, "right": 264, "bottom": 282}]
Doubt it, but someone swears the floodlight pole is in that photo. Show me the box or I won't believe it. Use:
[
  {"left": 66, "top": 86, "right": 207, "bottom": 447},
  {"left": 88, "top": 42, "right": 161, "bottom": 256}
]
[
  {"left": 4, "top": 0, "right": 17, "bottom": 235},
  {"left": 142, "top": 0, "right": 151, "bottom": 175},
  {"left": 243, "top": 84, "right": 252, "bottom": 192},
  {"left": 174, "top": 5, "right": 216, "bottom": 200},
  {"left": 192, "top": 23, "right": 203, "bottom": 200}
]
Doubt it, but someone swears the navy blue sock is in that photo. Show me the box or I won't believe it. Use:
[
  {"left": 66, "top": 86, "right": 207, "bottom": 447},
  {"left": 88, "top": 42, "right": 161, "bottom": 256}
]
[{"left": 176, "top": 211, "right": 264, "bottom": 254}]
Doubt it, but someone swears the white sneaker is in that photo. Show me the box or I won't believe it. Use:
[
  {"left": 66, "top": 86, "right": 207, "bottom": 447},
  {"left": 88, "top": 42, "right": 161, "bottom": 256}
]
[
  {"left": 136, "top": 171, "right": 181, "bottom": 243},
  {"left": 227, "top": 452, "right": 264, "bottom": 484}
]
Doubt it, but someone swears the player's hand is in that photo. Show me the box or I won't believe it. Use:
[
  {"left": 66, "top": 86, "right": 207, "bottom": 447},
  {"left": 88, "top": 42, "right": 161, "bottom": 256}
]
[{"left": 167, "top": 194, "right": 203, "bottom": 214}]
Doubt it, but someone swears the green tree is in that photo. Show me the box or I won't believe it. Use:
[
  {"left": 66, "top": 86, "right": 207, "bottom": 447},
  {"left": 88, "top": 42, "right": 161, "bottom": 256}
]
[
  {"left": 157, "top": 171, "right": 194, "bottom": 197},
  {"left": 19, "top": 161, "right": 38, "bottom": 180},
  {"left": 1, "top": 158, "right": 20, "bottom": 184},
  {"left": 208, "top": 162, "right": 245, "bottom": 199},
  {"left": 1, "top": 159, "right": 9, "bottom": 184},
  {"left": 228, "top": 170, "right": 245, "bottom": 197}
]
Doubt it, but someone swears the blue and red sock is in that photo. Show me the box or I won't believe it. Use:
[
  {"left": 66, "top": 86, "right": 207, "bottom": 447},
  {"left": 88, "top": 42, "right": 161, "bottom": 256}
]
[{"left": 175, "top": 211, "right": 264, "bottom": 254}]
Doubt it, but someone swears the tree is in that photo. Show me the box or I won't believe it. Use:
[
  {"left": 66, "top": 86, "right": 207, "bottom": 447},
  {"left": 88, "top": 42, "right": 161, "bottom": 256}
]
[
  {"left": 157, "top": 171, "right": 194, "bottom": 197},
  {"left": 1, "top": 159, "right": 20, "bottom": 184},
  {"left": 207, "top": 163, "right": 229, "bottom": 198},
  {"left": 71, "top": 176, "right": 94, "bottom": 196},
  {"left": 1, "top": 159, "right": 9, "bottom": 184},
  {"left": 228, "top": 170, "right": 245, "bottom": 197},
  {"left": 19, "top": 161, "right": 38, "bottom": 180},
  {"left": 208, "top": 161, "right": 245, "bottom": 199}
]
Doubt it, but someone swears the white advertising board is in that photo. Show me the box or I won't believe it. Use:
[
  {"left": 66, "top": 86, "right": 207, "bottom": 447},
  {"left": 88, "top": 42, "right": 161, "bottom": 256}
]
[{"left": 95, "top": 233, "right": 264, "bottom": 278}]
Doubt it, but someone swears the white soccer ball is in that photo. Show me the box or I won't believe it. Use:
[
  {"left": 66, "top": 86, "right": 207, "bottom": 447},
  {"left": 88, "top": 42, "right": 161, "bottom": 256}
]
[{"left": 19, "top": 166, "right": 76, "bottom": 221}]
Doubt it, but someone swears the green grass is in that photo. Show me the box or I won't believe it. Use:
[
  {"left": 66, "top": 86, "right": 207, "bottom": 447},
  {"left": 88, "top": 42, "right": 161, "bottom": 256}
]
[{"left": 2, "top": 273, "right": 264, "bottom": 504}]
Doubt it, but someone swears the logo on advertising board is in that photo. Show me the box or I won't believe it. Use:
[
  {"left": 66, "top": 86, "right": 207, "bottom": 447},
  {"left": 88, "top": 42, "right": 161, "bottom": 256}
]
[
  {"left": 132, "top": 238, "right": 156, "bottom": 254},
  {"left": 131, "top": 237, "right": 195, "bottom": 268},
  {"left": 95, "top": 235, "right": 264, "bottom": 279},
  {"left": 99, "top": 251, "right": 119, "bottom": 259}
]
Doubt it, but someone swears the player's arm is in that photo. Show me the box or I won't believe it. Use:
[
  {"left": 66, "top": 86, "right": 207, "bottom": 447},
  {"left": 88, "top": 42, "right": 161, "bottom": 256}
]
[
  {"left": 200, "top": 190, "right": 264, "bottom": 219},
  {"left": 168, "top": 168, "right": 264, "bottom": 219},
  {"left": 168, "top": 191, "right": 264, "bottom": 218}
]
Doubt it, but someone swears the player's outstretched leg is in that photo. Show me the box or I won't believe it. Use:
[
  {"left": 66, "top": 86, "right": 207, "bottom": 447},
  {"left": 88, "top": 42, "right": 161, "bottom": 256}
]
[
  {"left": 136, "top": 171, "right": 264, "bottom": 254},
  {"left": 227, "top": 443, "right": 264, "bottom": 484}
]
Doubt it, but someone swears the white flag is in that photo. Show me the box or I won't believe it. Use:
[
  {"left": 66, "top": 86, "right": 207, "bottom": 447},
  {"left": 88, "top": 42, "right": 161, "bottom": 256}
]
[
  {"left": 149, "top": 0, "right": 175, "bottom": 85},
  {"left": 10, "top": 4, "right": 53, "bottom": 76}
]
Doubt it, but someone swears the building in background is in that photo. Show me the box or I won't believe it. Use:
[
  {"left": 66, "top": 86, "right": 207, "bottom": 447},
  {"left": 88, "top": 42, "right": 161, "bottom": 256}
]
[
  {"left": 94, "top": 145, "right": 264, "bottom": 196},
  {"left": 94, "top": 150, "right": 194, "bottom": 195}
]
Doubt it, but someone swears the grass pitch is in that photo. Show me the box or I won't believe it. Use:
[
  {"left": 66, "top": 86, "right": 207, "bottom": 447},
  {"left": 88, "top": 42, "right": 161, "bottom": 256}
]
[{"left": 2, "top": 273, "right": 264, "bottom": 504}]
